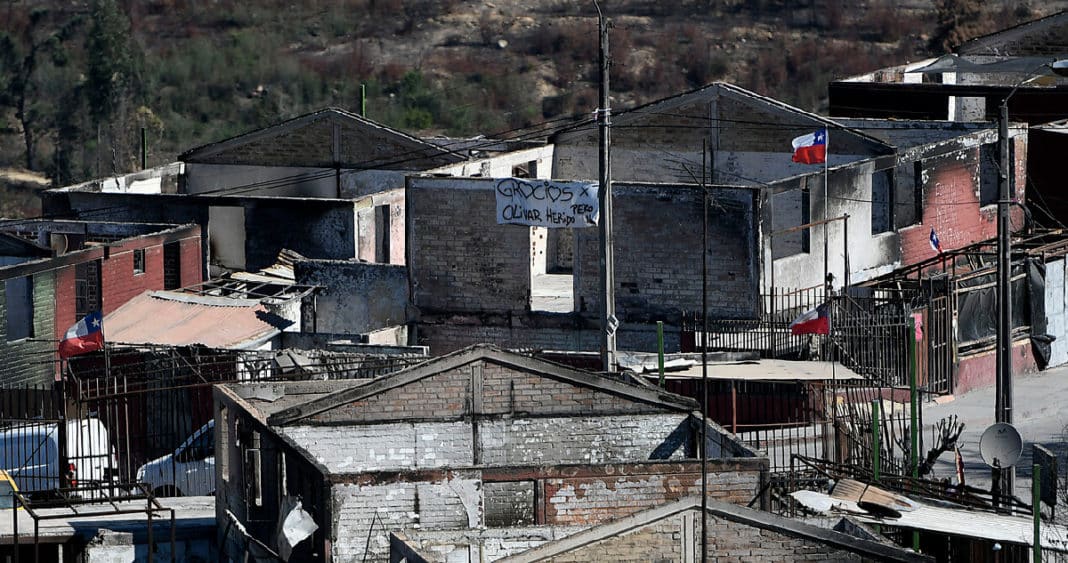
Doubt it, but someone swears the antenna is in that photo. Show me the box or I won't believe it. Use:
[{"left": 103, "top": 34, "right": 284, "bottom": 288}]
[{"left": 979, "top": 422, "right": 1023, "bottom": 469}]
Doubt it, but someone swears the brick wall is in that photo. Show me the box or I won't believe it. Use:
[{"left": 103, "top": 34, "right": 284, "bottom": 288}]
[
  {"left": 544, "top": 520, "right": 684, "bottom": 563},
  {"left": 543, "top": 510, "right": 866, "bottom": 563},
  {"left": 701, "top": 513, "right": 865, "bottom": 562},
  {"left": 573, "top": 184, "right": 759, "bottom": 321},
  {"left": 899, "top": 136, "right": 1026, "bottom": 267},
  {"left": 0, "top": 270, "right": 56, "bottom": 386},
  {"left": 332, "top": 463, "right": 766, "bottom": 563},
  {"left": 178, "top": 238, "right": 203, "bottom": 287},
  {"left": 542, "top": 463, "right": 761, "bottom": 526},
  {"left": 306, "top": 359, "right": 677, "bottom": 424},
  {"left": 407, "top": 177, "right": 531, "bottom": 313}
]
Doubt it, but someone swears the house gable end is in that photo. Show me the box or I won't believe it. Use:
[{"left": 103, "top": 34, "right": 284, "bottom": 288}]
[
  {"left": 180, "top": 109, "right": 463, "bottom": 169},
  {"left": 269, "top": 346, "right": 697, "bottom": 425}
]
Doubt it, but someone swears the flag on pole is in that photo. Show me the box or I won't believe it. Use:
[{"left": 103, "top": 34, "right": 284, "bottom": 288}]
[
  {"left": 791, "top": 129, "right": 827, "bottom": 164},
  {"left": 789, "top": 302, "right": 831, "bottom": 335},
  {"left": 58, "top": 311, "right": 104, "bottom": 358},
  {"left": 929, "top": 228, "right": 943, "bottom": 254}
]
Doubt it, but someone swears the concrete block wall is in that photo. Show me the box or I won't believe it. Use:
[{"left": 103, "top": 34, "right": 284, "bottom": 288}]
[
  {"left": 480, "top": 414, "right": 694, "bottom": 466},
  {"left": 286, "top": 414, "right": 697, "bottom": 473},
  {"left": 0, "top": 270, "right": 56, "bottom": 386},
  {"left": 407, "top": 177, "right": 531, "bottom": 314},
  {"left": 294, "top": 259, "right": 408, "bottom": 334},
  {"left": 332, "top": 474, "right": 481, "bottom": 562},
  {"left": 280, "top": 421, "right": 473, "bottom": 473},
  {"left": 574, "top": 184, "right": 759, "bottom": 321}
]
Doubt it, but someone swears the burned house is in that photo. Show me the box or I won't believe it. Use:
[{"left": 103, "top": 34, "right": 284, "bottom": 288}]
[
  {"left": 213, "top": 345, "right": 767, "bottom": 562},
  {"left": 40, "top": 108, "right": 469, "bottom": 275},
  {"left": 406, "top": 84, "right": 1018, "bottom": 374},
  {"left": 392, "top": 497, "right": 930, "bottom": 563},
  {"left": 0, "top": 220, "right": 201, "bottom": 386},
  {"left": 829, "top": 10, "right": 1068, "bottom": 228}
]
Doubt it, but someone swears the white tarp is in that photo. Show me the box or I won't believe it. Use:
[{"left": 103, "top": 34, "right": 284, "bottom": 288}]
[
  {"left": 277, "top": 496, "right": 319, "bottom": 561},
  {"left": 495, "top": 178, "right": 599, "bottom": 228}
]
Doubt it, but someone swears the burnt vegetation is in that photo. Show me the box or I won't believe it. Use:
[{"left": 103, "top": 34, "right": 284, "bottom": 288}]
[{"left": 0, "top": 0, "right": 1055, "bottom": 202}]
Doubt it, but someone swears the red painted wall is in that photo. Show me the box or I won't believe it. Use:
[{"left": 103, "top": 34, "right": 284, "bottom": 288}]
[
  {"left": 899, "top": 137, "right": 1026, "bottom": 268},
  {"left": 955, "top": 339, "right": 1036, "bottom": 396},
  {"left": 52, "top": 227, "right": 203, "bottom": 342}
]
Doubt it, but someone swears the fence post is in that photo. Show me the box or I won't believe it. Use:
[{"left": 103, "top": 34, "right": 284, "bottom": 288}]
[
  {"left": 871, "top": 400, "right": 880, "bottom": 483},
  {"left": 908, "top": 313, "right": 921, "bottom": 552},
  {"left": 1035, "top": 462, "right": 1042, "bottom": 563}
]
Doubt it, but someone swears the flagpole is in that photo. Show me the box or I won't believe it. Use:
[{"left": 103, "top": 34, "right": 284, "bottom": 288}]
[{"left": 823, "top": 127, "right": 830, "bottom": 298}]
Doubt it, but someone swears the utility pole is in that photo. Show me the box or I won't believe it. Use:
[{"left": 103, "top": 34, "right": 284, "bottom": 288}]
[
  {"left": 995, "top": 97, "right": 1014, "bottom": 500},
  {"left": 596, "top": 3, "right": 616, "bottom": 372}
]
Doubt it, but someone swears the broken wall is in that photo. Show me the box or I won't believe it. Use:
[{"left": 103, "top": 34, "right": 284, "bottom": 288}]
[
  {"left": 407, "top": 177, "right": 531, "bottom": 314},
  {"left": 573, "top": 184, "right": 760, "bottom": 321},
  {"left": 295, "top": 259, "right": 408, "bottom": 334}
]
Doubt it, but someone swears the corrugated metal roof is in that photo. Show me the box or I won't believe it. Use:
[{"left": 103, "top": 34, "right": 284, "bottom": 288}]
[
  {"left": 662, "top": 360, "right": 864, "bottom": 381},
  {"left": 791, "top": 490, "right": 1068, "bottom": 552},
  {"left": 103, "top": 291, "right": 284, "bottom": 349}
]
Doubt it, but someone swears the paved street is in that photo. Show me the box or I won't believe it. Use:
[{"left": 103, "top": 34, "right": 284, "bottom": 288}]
[{"left": 922, "top": 362, "right": 1068, "bottom": 499}]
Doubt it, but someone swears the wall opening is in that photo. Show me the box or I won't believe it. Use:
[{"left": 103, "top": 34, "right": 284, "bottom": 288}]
[
  {"left": 5, "top": 276, "right": 34, "bottom": 341},
  {"left": 132, "top": 248, "right": 146, "bottom": 275},
  {"left": 163, "top": 242, "right": 181, "bottom": 290},
  {"left": 374, "top": 204, "right": 391, "bottom": 263},
  {"left": 208, "top": 206, "right": 247, "bottom": 271},
  {"left": 530, "top": 226, "right": 573, "bottom": 312},
  {"left": 871, "top": 168, "right": 894, "bottom": 234},
  {"left": 75, "top": 260, "right": 101, "bottom": 319}
]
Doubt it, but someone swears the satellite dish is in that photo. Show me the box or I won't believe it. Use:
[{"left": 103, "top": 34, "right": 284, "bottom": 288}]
[{"left": 979, "top": 423, "right": 1023, "bottom": 469}]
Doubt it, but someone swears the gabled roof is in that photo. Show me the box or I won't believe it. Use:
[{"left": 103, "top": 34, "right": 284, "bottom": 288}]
[
  {"left": 550, "top": 82, "right": 894, "bottom": 159},
  {"left": 959, "top": 10, "right": 1068, "bottom": 57},
  {"left": 495, "top": 497, "right": 930, "bottom": 563},
  {"left": 179, "top": 108, "right": 467, "bottom": 170},
  {"left": 267, "top": 344, "right": 698, "bottom": 425}
]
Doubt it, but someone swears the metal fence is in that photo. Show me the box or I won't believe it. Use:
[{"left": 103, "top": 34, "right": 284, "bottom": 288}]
[
  {"left": 686, "top": 285, "right": 956, "bottom": 394},
  {"left": 0, "top": 345, "right": 425, "bottom": 501}
]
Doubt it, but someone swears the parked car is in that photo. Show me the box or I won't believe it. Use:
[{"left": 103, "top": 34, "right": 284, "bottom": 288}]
[
  {"left": 136, "top": 420, "right": 214, "bottom": 497},
  {"left": 0, "top": 418, "right": 118, "bottom": 496}
]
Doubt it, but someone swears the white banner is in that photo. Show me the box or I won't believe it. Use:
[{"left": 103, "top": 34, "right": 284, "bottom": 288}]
[{"left": 495, "top": 178, "right": 599, "bottom": 228}]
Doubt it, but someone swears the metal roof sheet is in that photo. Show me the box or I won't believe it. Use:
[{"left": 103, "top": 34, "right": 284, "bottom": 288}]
[
  {"left": 103, "top": 291, "right": 283, "bottom": 349},
  {"left": 662, "top": 360, "right": 864, "bottom": 382},
  {"left": 791, "top": 490, "right": 1068, "bottom": 552}
]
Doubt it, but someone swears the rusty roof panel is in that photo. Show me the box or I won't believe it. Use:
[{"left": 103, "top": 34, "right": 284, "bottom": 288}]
[{"left": 104, "top": 291, "right": 283, "bottom": 349}]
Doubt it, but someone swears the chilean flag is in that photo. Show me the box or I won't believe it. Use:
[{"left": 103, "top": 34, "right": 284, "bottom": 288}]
[
  {"left": 929, "top": 228, "right": 943, "bottom": 254},
  {"left": 791, "top": 129, "right": 827, "bottom": 164},
  {"left": 789, "top": 303, "right": 831, "bottom": 335},
  {"left": 58, "top": 311, "right": 104, "bottom": 358}
]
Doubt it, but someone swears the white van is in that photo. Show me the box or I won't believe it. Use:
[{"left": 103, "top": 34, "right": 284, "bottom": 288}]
[
  {"left": 0, "top": 418, "right": 117, "bottom": 495},
  {"left": 136, "top": 420, "right": 214, "bottom": 497}
]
